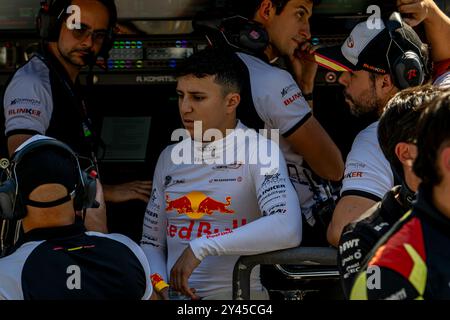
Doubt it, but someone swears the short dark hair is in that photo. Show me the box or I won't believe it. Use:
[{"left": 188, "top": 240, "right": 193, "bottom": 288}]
[
  {"left": 177, "top": 48, "right": 244, "bottom": 95},
  {"left": 229, "top": 0, "right": 320, "bottom": 19},
  {"left": 413, "top": 90, "right": 450, "bottom": 188},
  {"left": 378, "top": 85, "right": 444, "bottom": 180}
]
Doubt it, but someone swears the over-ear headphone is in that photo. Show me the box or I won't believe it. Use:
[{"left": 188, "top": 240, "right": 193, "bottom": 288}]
[
  {"left": 0, "top": 138, "right": 97, "bottom": 220},
  {"left": 384, "top": 12, "right": 426, "bottom": 89},
  {"left": 36, "top": 0, "right": 117, "bottom": 59},
  {"left": 193, "top": 15, "right": 269, "bottom": 54}
]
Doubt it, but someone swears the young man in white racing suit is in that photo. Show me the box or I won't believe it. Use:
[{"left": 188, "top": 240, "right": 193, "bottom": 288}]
[{"left": 140, "top": 48, "right": 302, "bottom": 300}]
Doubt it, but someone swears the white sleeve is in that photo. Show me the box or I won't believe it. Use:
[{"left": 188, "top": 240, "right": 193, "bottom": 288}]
[
  {"left": 190, "top": 140, "right": 302, "bottom": 260},
  {"left": 255, "top": 70, "right": 312, "bottom": 136},
  {"left": 0, "top": 273, "right": 22, "bottom": 300},
  {"left": 0, "top": 270, "right": 23, "bottom": 300},
  {"left": 3, "top": 72, "right": 53, "bottom": 136},
  {"left": 140, "top": 148, "right": 169, "bottom": 282},
  {"left": 0, "top": 242, "right": 40, "bottom": 300},
  {"left": 238, "top": 53, "right": 312, "bottom": 136},
  {"left": 340, "top": 127, "right": 394, "bottom": 201}
]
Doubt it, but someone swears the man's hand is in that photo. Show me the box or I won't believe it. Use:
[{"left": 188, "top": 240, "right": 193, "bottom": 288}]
[
  {"left": 289, "top": 41, "right": 318, "bottom": 94},
  {"left": 397, "top": 0, "right": 450, "bottom": 63},
  {"left": 151, "top": 287, "right": 169, "bottom": 300},
  {"left": 170, "top": 246, "right": 201, "bottom": 300},
  {"left": 103, "top": 180, "right": 152, "bottom": 203},
  {"left": 397, "top": 0, "right": 433, "bottom": 27}
]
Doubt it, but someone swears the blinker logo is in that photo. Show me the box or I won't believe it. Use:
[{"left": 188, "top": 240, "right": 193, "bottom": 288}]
[{"left": 166, "top": 191, "right": 234, "bottom": 220}]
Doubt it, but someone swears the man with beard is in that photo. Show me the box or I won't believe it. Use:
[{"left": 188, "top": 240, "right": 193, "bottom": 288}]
[
  {"left": 314, "top": 12, "right": 428, "bottom": 246},
  {"left": 1, "top": 0, "right": 151, "bottom": 232}
]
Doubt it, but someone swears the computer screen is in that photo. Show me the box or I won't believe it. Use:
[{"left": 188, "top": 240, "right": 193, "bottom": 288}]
[
  {"left": 99, "top": 116, "right": 152, "bottom": 162},
  {"left": 0, "top": 0, "right": 39, "bottom": 30},
  {"left": 0, "top": 0, "right": 220, "bottom": 30},
  {"left": 116, "top": 0, "right": 216, "bottom": 19}
]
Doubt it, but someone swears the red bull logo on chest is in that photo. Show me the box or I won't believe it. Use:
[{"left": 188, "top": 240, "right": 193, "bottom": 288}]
[{"left": 166, "top": 191, "right": 234, "bottom": 220}]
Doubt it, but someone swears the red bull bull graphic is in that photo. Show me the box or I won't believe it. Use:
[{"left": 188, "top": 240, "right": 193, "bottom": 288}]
[
  {"left": 166, "top": 191, "right": 243, "bottom": 240},
  {"left": 165, "top": 195, "right": 193, "bottom": 214},
  {"left": 166, "top": 191, "right": 235, "bottom": 220}
]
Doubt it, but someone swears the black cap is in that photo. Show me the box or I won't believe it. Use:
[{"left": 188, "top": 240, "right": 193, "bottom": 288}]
[
  {"left": 14, "top": 136, "right": 79, "bottom": 206},
  {"left": 314, "top": 12, "right": 426, "bottom": 77}
]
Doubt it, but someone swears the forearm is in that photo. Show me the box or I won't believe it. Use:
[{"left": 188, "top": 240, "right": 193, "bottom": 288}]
[
  {"left": 84, "top": 208, "right": 108, "bottom": 233},
  {"left": 296, "top": 79, "right": 314, "bottom": 95},
  {"left": 327, "top": 196, "right": 377, "bottom": 247},
  {"left": 423, "top": 1, "right": 450, "bottom": 62},
  {"left": 287, "top": 117, "right": 344, "bottom": 181},
  {"left": 190, "top": 211, "right": 301, "bottom": 261}
]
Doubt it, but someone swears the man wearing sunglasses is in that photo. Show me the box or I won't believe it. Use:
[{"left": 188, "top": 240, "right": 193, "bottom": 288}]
[{"left": 1, "top": 0, "right": 152, "bottom": 233}]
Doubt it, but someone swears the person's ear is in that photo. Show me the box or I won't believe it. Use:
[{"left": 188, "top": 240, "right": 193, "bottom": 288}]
[
  {"left": 225, "top": 92, "right": 241, "bottom": 114},
  {"left": 379, "top": 74, "right": 396, "bottom": 93},
  {"left": 256, "top": 0, "right": 275, "bottom": 23},
  {"left": 395, "top": 142, "right": 417, "bottom": 168},
  {"left": 439, "top": 146, "right": 450, "bottom": 176}
]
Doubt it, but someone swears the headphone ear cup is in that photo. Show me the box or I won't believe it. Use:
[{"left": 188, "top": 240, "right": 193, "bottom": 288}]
[
  {"left": 83, "top": 174, "right": 98, "bottom": 209},
  {"left": 0, "top": 179, "right": 21, "bottom": 220},
  {"left": 238, "top": 24, "right": 269, "bottom": 52},
  {"left": 74, "top": 171, "right": 97, "bottom": 211},
  {"left": 392, "top": 51, "right": 424, "bottom": 89},
  {"left": 36, "top": 0, "right": 68, "bottom": 42},
  {"left": 37, "top": 10, "right": 50, "bottom": 39}
]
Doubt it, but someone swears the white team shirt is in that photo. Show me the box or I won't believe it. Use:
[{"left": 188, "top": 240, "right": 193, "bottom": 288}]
[
  {"left": 140, "top": 121, "right": 301, "bottom": 298},
  {"left": 341, "top": 121, "right": 394, "bottom": 201},
  {"left": 3, "top": 56, "right": 54, "bottom": 136},
  {"left": 434, "top": 71, "right": 450, "bottom": 88},
  {"left": 236, "top": 52, "right": 328, "bottom": 226},
  {"left": 341, "top": 71, "right": 450, "bottom": 202}
]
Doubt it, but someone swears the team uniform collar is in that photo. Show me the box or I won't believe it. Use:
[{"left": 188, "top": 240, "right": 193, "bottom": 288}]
[
  {"left": 414, "top": 187, "right": 450, "bottom": 235},
  {"left": 21, "top": 222, "right": 86, "bottom": 244}
]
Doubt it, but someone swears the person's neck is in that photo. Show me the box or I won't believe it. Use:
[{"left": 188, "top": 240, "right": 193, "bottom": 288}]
[
  {"left": 264, "top": 44, "right": 279, "bottom": 62},
  {"left": 404, "top": 170, "right": 420, "bottom": 193},
  {"left": 432, "top": 182, "right": 450, "bottom": 220},
  {"left": 379, "top": 89, "right": 399, "bottom": 116},
  {"left": 22, "top": 206, "right": 76, "bottom": 233},
  {"left": 198, "top": 119, "right": 239, "bottom": 145},
  {"left": 47, "top": 43, "right": 80, "bottom": 83}
]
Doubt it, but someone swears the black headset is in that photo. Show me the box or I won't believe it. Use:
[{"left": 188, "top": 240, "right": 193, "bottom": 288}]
[
  {"left": 193, "top": 15, "right": 269, "bottom": 54},
  {"left": 384, "top": 12, "right": 426, "bottom": 89},
  {"left": 36, "top": 0, "right": 117, "bottom": 59},
  {"left": 0, "top": 138, "right": 97, "bottom": 220}
]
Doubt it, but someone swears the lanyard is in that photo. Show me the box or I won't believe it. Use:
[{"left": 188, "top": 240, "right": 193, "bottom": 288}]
[{"left": 34, "top": 52, "right": 101, "bottom": 178}]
